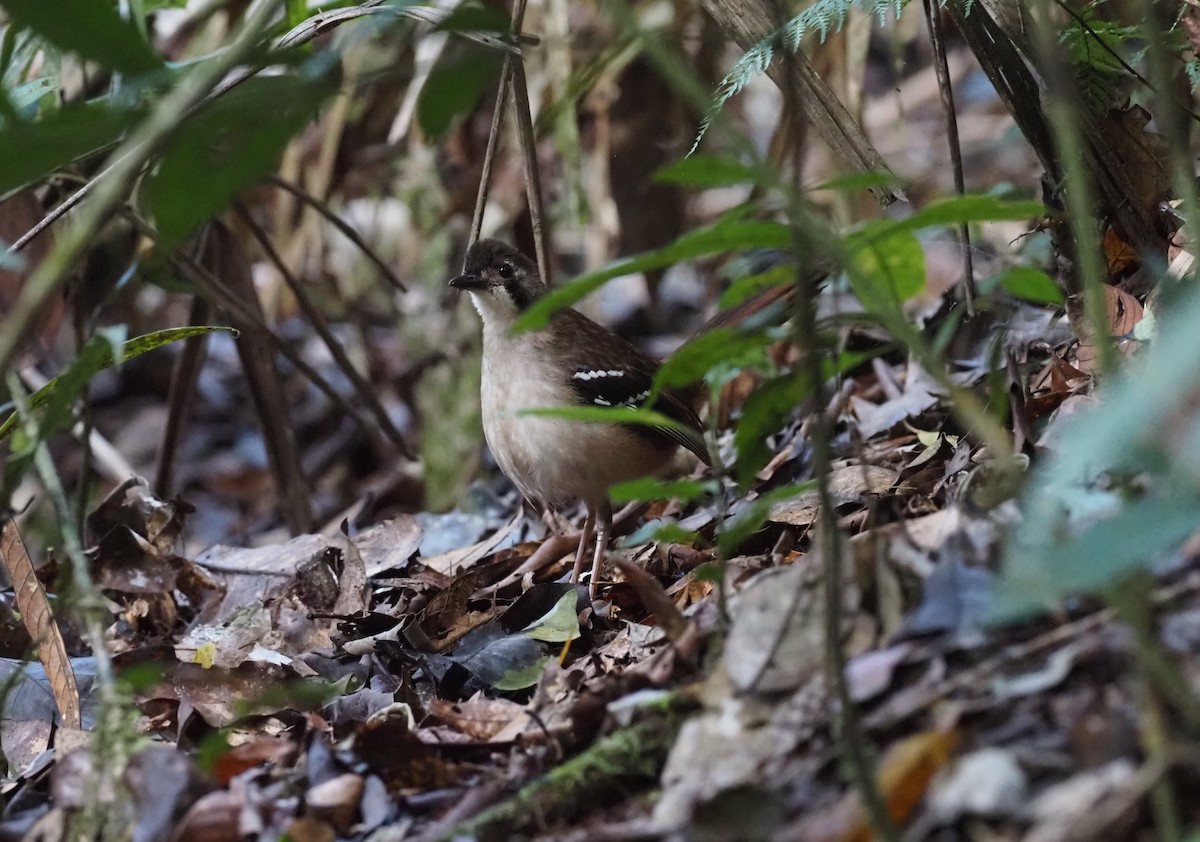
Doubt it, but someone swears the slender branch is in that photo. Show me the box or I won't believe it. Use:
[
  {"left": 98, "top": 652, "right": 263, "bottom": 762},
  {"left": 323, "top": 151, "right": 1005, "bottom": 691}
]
[
  {"left": 234, "top": 201, "right": 415, "bottom": 459},
  {"left": 266, "top": 175, "right": 406, "bottom": 292},
  {"left": 923, "top": 0, "right": 975, "bottom": 316}
]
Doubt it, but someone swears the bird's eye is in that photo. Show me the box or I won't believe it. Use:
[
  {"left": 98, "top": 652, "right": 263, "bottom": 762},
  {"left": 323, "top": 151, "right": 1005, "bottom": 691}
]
[{"left": 497, "top": 262, "right": 514, "bottom": 280}]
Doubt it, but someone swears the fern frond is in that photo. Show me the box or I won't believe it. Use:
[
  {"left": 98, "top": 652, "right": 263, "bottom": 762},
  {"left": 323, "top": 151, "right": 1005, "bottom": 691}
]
[
  {"left": 1187, "top": 58, "right": 1200, "bottom": 90},
  {"left": 690, "top": 0, "right": 903, "bottom": 155}
]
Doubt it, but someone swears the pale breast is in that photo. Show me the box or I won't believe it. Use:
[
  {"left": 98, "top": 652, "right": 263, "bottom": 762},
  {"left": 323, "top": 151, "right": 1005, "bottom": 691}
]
[{"left": 480, "top": 327, "right": 676, "bottom": 509}]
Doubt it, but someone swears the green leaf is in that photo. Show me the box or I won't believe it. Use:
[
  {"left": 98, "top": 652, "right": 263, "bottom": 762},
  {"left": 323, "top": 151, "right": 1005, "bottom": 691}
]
[
  {"left": 514, "top": 218, "right": 792, "bottom": 332},
  {"left": 623, "top": 520, "right": 701, "bottom": 546},
  {"left": 654, "top": 154, "right": 773, "bottom": 187},
  {"left": 994, "top": 266, "right": 1064, "bottom": 305},
  {"left": 0, "top": 103, "right": 144, "bottom": 195},
  {"left": 0, "top": 326, "right": 236, "bottom": 442},
  {"left": 146, "top": 73, "right": 336, "bottom": 246},
  {"left": 991, "top": 285, "right": 1200, "bottom": 622},
  {"left": 846, "top": 196, "right": 1044, "bottom": 250},
  {"left": 1, "top": 0, "right": 163, "bottom": 75},
  {"left": 734, "top": 375, "right": 810, "bottom": 486},
  {"left": 10, "top": 76, "right": 56, "bottom": 113},
  {"left": 655, "top": 326, "right": 776, "bottom": 390},
  {"left": 847, "top": 227, "right": 925, "bottom": 321},
  {"left": 521, "top": 589, "right": 581, "bottom": 643},
  {"left": 609, "top": 477, "right": 719, "bottom": 505},
  {"left": 719, "top": 263, "right": 794, "bottom": 310},
  {"left": 994, "top": 491, "right": 1200, "bottom": 621},
  {"left": 434, "top": 4, "right": 510, "bottom": 33},
  {"left": 810, "top": 170, "right": 904, "bottom": 194},
  {"left": 417, "top": 48, "right": 503, "bottom": 139},
  {"left": 284, "top": 0, "right": 308, "bottom": 31}
]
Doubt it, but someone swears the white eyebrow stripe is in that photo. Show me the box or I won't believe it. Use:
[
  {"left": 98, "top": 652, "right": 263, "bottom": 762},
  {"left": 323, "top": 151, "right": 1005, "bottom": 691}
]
[{"left": 573, "top": 369, "right": 625, "bottom": 381}]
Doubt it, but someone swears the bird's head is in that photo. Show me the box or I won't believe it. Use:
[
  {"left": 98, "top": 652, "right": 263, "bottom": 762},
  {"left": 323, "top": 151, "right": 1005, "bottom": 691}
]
[{"left": 449, "top": 239, "right": 546, "bottom": 324}]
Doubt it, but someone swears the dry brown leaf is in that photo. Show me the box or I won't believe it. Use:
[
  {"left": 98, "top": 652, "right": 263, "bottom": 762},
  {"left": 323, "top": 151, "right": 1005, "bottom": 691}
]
[
  {"left": 769, "top": 465, "right": 899, "bottom": 527},
  {"left": 1, "top": 521, "right": 80, "bottom": 729},
  {"left": 1103, "top": 226, "right": 1138, "bottom": 277},
  {"left": 211, "top": 736, "right": 297, "bottom": 787},
  {"left": 842, "top": 728, "right": 958, "bottom": 842},
  {"left": 429, "top": 696, "right": 530, "bottom": 741}
]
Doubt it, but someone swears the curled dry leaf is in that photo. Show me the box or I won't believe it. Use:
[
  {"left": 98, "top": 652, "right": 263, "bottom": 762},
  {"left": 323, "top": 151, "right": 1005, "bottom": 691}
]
[{"left": 1, "top": 521, "right": 79, "bottom": 729}]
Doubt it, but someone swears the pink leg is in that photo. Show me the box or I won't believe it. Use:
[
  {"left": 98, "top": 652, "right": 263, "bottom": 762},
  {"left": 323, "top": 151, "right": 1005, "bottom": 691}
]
[
  {"left": 588, "top": 500, "right": 613, "bottom": 598},
  {"left": 570, "top": 508, "right": 596, "bottom": 584}
]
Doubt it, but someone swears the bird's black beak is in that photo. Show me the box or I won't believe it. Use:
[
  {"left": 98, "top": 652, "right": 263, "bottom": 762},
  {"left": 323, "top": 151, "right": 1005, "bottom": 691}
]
[{"left": 449, "top": 273, "right": 486, "bottom": 291}]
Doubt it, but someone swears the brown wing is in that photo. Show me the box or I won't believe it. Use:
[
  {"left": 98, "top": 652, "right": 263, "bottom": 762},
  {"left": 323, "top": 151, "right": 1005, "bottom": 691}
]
[{"left": 552, "top": 310, "right": 710, "bottom": 465}]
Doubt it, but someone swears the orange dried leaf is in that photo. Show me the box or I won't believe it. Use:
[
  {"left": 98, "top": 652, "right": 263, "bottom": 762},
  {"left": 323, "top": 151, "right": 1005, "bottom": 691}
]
[
  {"left": 1103, "top": 226, "right": 1137, "bottom": 277},
  {"left": 843, "top": 728, "right": 958, "bottom": 842}
]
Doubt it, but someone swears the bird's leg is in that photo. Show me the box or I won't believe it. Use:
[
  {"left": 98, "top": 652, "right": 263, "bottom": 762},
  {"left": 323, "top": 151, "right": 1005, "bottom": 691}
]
[
  {"left": 588, "top": 499, "right": 613, "bottom": 598},
  {"left": 570, "top": 508, "right": 596, "bottom": 584}
]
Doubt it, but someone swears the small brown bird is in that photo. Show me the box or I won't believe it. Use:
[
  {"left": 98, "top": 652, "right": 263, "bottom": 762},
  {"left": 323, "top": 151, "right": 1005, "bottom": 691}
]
[{"left": 450, "top": 239, "right": 710, "bottom": 597}]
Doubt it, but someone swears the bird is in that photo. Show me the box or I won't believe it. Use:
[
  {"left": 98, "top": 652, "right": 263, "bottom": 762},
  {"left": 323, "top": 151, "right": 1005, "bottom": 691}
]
[{"left": 449, "top": 239, "right": 710, "bottom": 598}]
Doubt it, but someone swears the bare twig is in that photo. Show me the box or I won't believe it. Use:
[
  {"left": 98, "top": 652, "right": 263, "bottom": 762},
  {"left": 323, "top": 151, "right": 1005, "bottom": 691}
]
[
  {"left": 509, "top": 47, "right": 552, "bottom": 284},
  {"left": 469, "top": 0, "right": 532, "bottom": 248},
  {"left": 922, "top": 0, "right": 975, "bottom": 316},
  {"left": 156, "top": 297, "right": 211, "bottom": 497},
  {"left": 235, "top": 201, "right": 415, "bottom": 460},
  {"left": 266, "top": 175, "right": 406, "bottom": 292}
]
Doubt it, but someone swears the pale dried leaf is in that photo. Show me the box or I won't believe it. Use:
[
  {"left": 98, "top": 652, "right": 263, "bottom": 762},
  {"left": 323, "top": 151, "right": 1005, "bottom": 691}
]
[{"left": 1, "top": 521, "right": 79, "bottom": 729}]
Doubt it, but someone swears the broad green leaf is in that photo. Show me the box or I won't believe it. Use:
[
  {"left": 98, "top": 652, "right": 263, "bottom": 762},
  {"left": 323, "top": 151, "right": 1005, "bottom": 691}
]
[
  {"left": 514, "top": 218, "right": 792, "bottom": 332},
  {"left": 0, "top": 103, "right": 144, "bottom": 195},
  {"left": 847, "top": 227, "right": 925, "bottom": 321},
  {"left": 994, "top": 266, "right": 1064, "bottom": 305},
  {"left": 0, "top": 326, "right": 236, "bottom": 441},
  {"left": 284, "top": 0, "right": 308, "bottom": 30},
  {"left": 146, "top": 73, "right": 336, "bottom": 246},
  {"left": 1, "top": 0, "right": 163, "bottom": 75},
  {"left": 994, "top": 491, "right": 1200, "bottom": 620},
  {"left": 655, "top": 155, "right": 773, "bottom": 187},
  {"left": 418, "top": 48, "right": 503, "bottom": 139},
  {"left": 490, "top": 653, "right": 549, "bottom": 690},
  {"left": 521, "top": 589, "right": 581, "bottom": 643},
  {"left": 609, "top": 477, "right": 719, "bottom": 505}
]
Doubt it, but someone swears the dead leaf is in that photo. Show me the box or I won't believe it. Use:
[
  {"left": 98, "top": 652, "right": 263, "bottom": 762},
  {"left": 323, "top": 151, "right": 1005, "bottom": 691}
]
[
  {"left": 850, "top": 365, "right": 941, "bottom": 438},
  {"left": 2, "top": 521, "right": 79, "bottom": 729},
  {"left": 769, "top": 465, "right": 900, "bottom": 527},
  {"left": 842, "top": 729, "right": 958, "bottom": 842},
  {"left": 429, "top": 695, "right": 530, "bottom": 742}
]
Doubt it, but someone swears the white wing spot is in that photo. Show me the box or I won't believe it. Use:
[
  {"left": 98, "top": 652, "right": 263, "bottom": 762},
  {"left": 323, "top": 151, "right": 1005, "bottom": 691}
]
[
  {"left": 573, "top": 369, "right": 625, "bottom": 381},
  {"left": 593, "top": 397, "right": 612, "bottom": 406}
]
